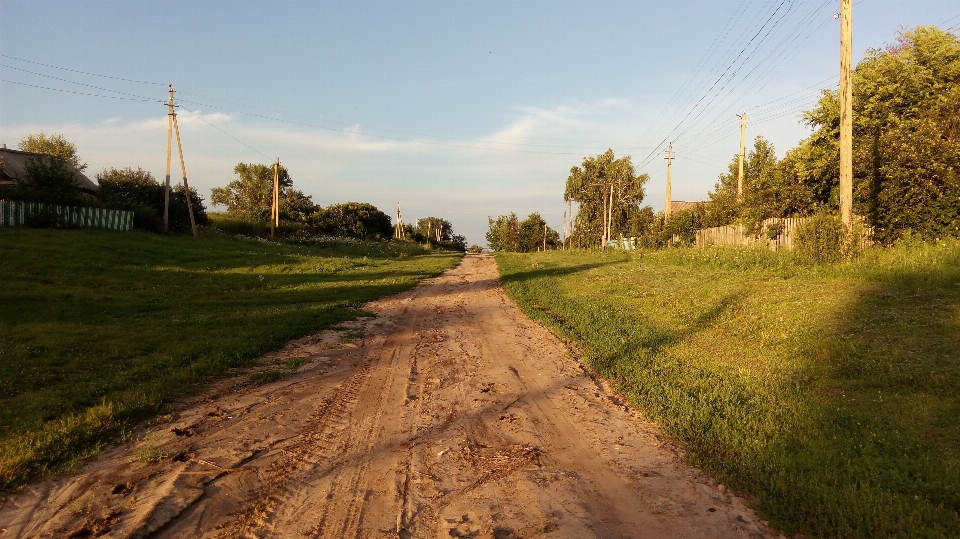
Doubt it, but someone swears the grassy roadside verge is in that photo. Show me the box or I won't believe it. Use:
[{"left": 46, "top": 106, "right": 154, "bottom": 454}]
[
  {"left": 497, "top": 243, "right": 960, "bottom": 538},
  {"left": 0, "top": 228, "right": 460, "bottom": 490}
]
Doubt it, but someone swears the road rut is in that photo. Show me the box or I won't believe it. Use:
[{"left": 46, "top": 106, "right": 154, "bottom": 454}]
[{"left": 0, "top": 254, "right": 774, "bottom": 538}]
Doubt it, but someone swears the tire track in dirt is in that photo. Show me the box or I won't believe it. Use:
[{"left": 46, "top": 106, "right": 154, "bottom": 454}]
[{"left": 0, "top": 254, "right": 779, "bottom": 539}]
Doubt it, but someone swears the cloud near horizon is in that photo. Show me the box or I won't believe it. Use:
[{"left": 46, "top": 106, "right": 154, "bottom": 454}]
[{"left": 0, "top": 98, "right": 677, "bottom": 244}]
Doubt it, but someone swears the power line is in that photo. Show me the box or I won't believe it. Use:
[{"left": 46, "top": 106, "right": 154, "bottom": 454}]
[
  {"left": 179, "top": 107, "right": 271, "bottom": 160},
  {"left": 634, "top": 0, "right": 795, "bottom": 171},
  {"left": 0, "top": 54, "right": 165, "bottom": 85},
  {"left": 1, "top": 79, "right": 159, "bottom": 103},
  {"left": 0, "top": 54, "right": 594, "bottom": 150},
  {"left": 0, "top": 64, "right": 165, "bottom": 101}
]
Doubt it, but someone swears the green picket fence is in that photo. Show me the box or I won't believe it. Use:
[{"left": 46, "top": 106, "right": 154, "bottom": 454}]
[{"left": 0, "top": 200, "right": 133, "bottom": 231}]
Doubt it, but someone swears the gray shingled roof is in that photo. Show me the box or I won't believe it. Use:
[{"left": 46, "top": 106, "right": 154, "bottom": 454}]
[
  {"left": 0, "top": 148, "right": 98, "bottom": 193},
  {"left": 671, "top": 201, "right": 704, "bottom": 213}
]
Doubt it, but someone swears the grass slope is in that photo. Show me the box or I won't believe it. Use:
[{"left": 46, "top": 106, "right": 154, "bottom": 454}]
[
  {"left": 0, "top": 228, "right": 460, "bottom": 490},
  {"left": 497, "top": 243, "right": 960, "bottom": 539}
]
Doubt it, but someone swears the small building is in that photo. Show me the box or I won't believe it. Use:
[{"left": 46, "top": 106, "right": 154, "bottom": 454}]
[{"left": 0, "top": 147, "right": 98, "bottom": 196}]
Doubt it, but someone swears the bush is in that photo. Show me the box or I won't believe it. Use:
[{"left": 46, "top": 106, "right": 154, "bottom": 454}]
[
  {"left": 794, "top": 213, "right": 844, "bottom": 264},
  {"left": 309, "top": 202, "right": 392, "bottom": 240},
  {"left": 15, "top": 156, "right": 83, "bottom": 206},
  {"left": 97, "top": 167, "right": 209, "bottom": 233}
]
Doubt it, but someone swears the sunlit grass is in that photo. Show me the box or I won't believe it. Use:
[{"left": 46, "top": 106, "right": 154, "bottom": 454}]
[
  {"left": 0, "top": 228, "right": 460, "bottom": 490},
  {"left": 497, "top": 241, "right": 960, "bottom": 539}
]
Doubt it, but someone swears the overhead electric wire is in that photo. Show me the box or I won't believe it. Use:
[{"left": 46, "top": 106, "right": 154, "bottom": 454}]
[
  {"left": 1, "top": 79, "right": 159, "bottom": 103},
  {"left": 0, "top": 63, "right": 166, "bottom": 102},
  {"left": 629, "top": 0, "right": 754, "bottom": 152},
  {"left": 1, "top": 54, "right": 596, "bottom": 151},
  {"left": 628, "top": 0, "right": 773, "bottom": 157},
  {"left": 0, "top": 54, "right": 165, "bottom": 85},
  {"left": 666, "top": 0, "right": 804, "bottom": 147},
  {"left": 179, "top": 108, "right": 271, "bottom": 160},
  {"left": 674, "top": 0, "right": 835, "bottom": 145},
  {"left": 2, "top": 69, "right": 577, "bottom": 155},
  {"left": 634, "top": 0, "right": 796, "bottom": 172},
  {"left": 672, "top": 0, "right": 832, "bottom": 145}
]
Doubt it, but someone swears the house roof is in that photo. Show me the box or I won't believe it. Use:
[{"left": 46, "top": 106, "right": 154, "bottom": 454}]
[
  {"left": 0, "top": 148, "right": 98, "bottom": 193},
  {"left": 670, "top": 201, "right": 703, "bottom": 213}
]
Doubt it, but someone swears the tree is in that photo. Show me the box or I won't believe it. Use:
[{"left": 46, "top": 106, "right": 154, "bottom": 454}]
[
  {"left": 704, "top": 136, "right": 816, "bottom": 230},
  {"left": 486, "top": 213, "right": 520, "bottom": 252},
  {"left": 517, "top": 212, "right": 560, "bottom": 252},
  {"left": 18, "top": 132, "right": 87, "bottom": 172},
  {"left": 210, "top": 163, "right": 314, "bottom": 224},
  {"left": 564, "top": 149, "right": 649, "bottom": 247},
  {"left": 486, "top": 212, "right": 559, "bottom": 252},
  {"left": 415, "top": 217, "right": 453, "bottom": 242},
  {"left": 309, "top": 202, "right": 392, "bottom": 240},
  {"left": 97, "top": 167, "right": 208, "bottom": 233},
  {"left": 796, "top": 25, "right": 960, "bottom": 242}
]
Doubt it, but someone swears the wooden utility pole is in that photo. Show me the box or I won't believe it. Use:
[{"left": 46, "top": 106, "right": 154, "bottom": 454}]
[
  {"left": 170, "top": 104, "right": 198, "bottom": 237},
  {"left": 543, "top": 223, "right": 547, "bottom": 252},
  {"left": 665, "top": 143, "right": 674, "bottom": 219},
  {"left": 839, "top": 0, "right": 853, "bottom": 228},
  {"left": 737, "top": 112, "right": 747, "bottom": 201},
  {"left": 568, "top": 199, "right": 573, "bottom": 250},
  {"left": 607, "top": 184, "right": 614, "bottom": 245},
  {"left": 394, "top": 202, "right": 405, "bottom": 239},
  {"left": 270, "top": 157, "right": 280, "bottom": 238},
  {"left": 562, "top": 210, "right": 567, "bottom": 250},
  {"left": 164, "top": 85, "right": 174, "bottom": 232}
]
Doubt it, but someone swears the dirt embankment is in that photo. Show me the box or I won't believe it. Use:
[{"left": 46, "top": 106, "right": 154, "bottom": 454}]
[{"left": 0, "top": 254, "right": 776, "bottom": 539}]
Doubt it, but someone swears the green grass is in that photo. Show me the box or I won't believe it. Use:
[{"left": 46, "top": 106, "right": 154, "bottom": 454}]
[
  {"left": 0, "top": 228, "right": 460, "bottom": 490},
  {"left": 496, "top": 241, "right": 960, "bottom": 539}
]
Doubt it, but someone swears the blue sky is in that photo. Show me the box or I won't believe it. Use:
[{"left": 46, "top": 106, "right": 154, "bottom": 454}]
[{"left": 2, "top": 0, "right": 958, "bottom": 245}]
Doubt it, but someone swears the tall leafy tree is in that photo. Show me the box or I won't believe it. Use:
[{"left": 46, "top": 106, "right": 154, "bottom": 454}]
[
  {"left": 705, "top": 136, "right": 815, "bottom": 229},
  {"left": 486, "top": 213, "right": 520, "bottom": 252},
  {"left": 564, "top": 149, "right": 649, "bottom": 247},
  {"left": 415, "top": 216, "right": 453, "bottom": 241},
  {"left": 520, "top": 213, "right": 560, "bottom": 251},
  {"left": 210, "top": 163, "right": 314, "bottom": 224},
  {"left": 18, "top": 132, "right": 88, "bottom": 172},
  {"left": 798, "top": 26, "right": 960, "bottom": 242}
]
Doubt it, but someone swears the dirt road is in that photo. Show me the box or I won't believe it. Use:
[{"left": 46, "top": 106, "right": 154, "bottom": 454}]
[{"left": 0, "top": 254, "right": 774, "bottom": 538}]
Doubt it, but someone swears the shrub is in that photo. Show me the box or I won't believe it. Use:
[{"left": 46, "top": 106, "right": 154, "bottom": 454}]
[
  {"left": 97, "top": 167, "right": 208, "bottom": 233},
  {"left": 16, "top": 156, "right": 83, "bottom": 206},
  {"left": 794, "top": 213, "right": 844, "bottom": 264}
]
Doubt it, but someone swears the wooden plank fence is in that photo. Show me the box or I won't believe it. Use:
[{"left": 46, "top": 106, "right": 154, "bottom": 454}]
[
  {"left": 0, "top": 199, "right": 134, "bottom": 231},
  {"left": 696, "top": 216, "right": 871, "bottom": 250},
  {"left": 696, "top": 217, "right": 808, "bottom": 250}
]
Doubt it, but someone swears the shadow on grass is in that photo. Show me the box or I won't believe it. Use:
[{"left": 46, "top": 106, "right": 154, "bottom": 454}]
[
  {"left": 496, "top": 247, "right": 960, "bottom": 538},
  {"left": 0, "top": 229, "right": 460, "bottom": 490}
]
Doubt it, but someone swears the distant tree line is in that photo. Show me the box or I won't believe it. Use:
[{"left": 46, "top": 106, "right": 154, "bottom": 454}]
[
  {"left": 1, "top": 132, "right": 466, "bottom": 248},
  {"left": 209, "top": 162, "right": 465, "bottom": 248},
  {"left": 485, "top": 212, "right": 560, "bottom": 252}
]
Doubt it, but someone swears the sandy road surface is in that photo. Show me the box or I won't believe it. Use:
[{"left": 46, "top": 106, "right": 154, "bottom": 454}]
[{"left": 1, "top": 254, "right": 774, "bottom": 539}]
